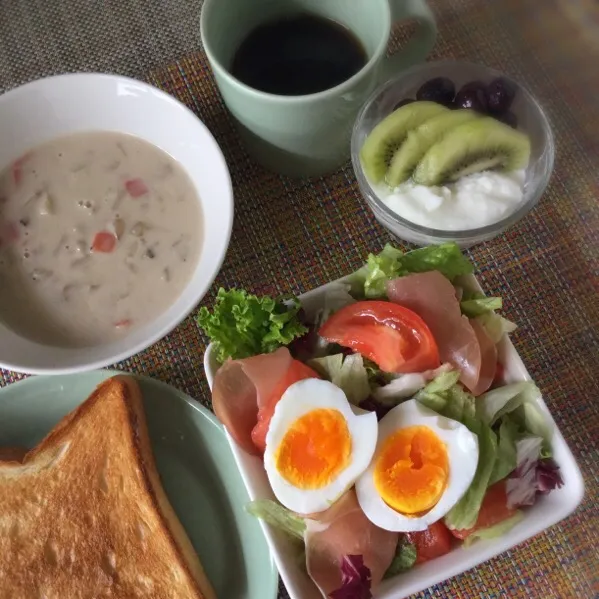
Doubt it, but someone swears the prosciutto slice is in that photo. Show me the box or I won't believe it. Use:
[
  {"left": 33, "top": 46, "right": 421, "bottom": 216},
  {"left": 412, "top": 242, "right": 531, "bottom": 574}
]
[
  {"left": 469, "top": 318, "right": 497, "bottom": 396},
  {"left": 387, "top": 271, "right": 494, "bottom": 395},
  {"left": 305, "top": 489, "right": 398, "bottom": 597},
  {"left": 211, "top": 347, "right": 293, "bottom": 455}
]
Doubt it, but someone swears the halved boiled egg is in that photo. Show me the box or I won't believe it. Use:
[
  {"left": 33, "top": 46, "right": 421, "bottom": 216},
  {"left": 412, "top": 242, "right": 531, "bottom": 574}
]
[
  {"left": 355, "top": 399, "right": 478, "bottom": 532},
  {"left": 264, "top": 378, "right": 378, "bottom": 515}
]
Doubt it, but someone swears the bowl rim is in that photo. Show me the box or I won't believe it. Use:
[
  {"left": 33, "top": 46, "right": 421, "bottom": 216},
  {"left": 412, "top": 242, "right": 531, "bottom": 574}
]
[
  {"left": 0, "top": 72, "right": 234, "bottom": 375},
  {"left": 350, "top": 59, "right": 555, "bottom": 241}
]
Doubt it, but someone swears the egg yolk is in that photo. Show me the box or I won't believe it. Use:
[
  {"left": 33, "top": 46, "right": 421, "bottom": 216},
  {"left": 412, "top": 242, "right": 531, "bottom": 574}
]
[
  {"left": 275, "top": 408, "right": 351, "bottom": 490},
  {"left": 373, "top": 425, "right": 448, "bottom": 514}
]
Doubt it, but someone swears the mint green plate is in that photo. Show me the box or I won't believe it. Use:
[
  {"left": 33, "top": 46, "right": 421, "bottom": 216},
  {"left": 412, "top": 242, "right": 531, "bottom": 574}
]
[{"left": 0, "top": 369, "right": 278, "bottom": 599}]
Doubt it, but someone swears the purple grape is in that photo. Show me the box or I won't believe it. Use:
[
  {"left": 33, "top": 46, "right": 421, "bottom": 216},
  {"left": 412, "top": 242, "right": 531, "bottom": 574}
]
[
  {"left": 392, "top": 98, "right": 415, "bottom": 111},
  {"left": 486, "top": 77, "right": 517, "bottom": 113},
  {"left": 495, "top": 110, "right": 518, "bottom": 129},
  {"left": 416, "top": 77, "right": 456, "bottom": 106},
  {"left": 454, "top": 80, "right": 488, "bottom": 112}
]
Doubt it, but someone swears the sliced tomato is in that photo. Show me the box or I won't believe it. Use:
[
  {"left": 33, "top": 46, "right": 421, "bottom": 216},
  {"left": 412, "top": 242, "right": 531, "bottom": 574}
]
[
  {"left": 92, "top": 231, "right": 117, "bottom": 253},
  {"left": 450, "top": 480, "right": 516, "bottom": 540},
  {"left": 125, "top": 177, "right": 149, "bottom": 198},
  {"left": 318, "top": 301, "right": 440, "bottom": 373},
  {"left": 406, "top": 521, "right": 452, "bottom": 564},
  {"left": 251, "top": 360, "right": 320, "bottom": 454}
]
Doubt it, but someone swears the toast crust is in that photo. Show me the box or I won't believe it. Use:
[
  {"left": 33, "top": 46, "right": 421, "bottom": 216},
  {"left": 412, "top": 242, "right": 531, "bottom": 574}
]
[{"left": 0, "top": 375, "right": 217, "bottom": 599}]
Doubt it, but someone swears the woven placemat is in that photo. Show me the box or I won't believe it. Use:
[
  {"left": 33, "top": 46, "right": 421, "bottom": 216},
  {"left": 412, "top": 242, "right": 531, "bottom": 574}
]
[{"left": 0, "top": 1, "right": 598, "bottom": 597}]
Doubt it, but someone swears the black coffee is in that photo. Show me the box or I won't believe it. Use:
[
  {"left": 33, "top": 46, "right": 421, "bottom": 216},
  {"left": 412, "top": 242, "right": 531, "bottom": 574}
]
[{"left": 230, "top": 13, "right": 368, "bottom": 96}]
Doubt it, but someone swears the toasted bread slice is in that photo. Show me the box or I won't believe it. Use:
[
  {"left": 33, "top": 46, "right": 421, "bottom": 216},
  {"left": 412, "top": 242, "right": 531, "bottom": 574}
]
[{"left": 0, "top": 375, "right": 217, "bottom": 599}]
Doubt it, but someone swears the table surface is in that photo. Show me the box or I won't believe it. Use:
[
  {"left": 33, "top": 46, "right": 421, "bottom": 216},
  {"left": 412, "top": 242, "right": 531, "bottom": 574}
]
[{"left": 0, "top": 1, "right": 597, "bottom": 598}]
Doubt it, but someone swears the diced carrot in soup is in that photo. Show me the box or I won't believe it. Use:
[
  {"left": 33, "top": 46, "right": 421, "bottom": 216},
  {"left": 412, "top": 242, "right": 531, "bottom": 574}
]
[
  {"left": 125, "top": 178, "right": 149, "bottom": 198},
  {"left": 92, "top": 231, "right": 117, "bottom": 253}
]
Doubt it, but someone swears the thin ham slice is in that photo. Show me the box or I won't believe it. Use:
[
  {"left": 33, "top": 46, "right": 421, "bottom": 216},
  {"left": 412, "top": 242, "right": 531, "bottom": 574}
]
[
  {"left": 211, "top": 347, "right": 293, "bottom": 455},
  {"left": 305, "top": 489, "right": 398, "bottom": 597},
  {"left": 387, "top": 271, "right": 485, "bottom": 394},
  {"left": 469, "top": 318, "right": 497, "bottom": 396}
]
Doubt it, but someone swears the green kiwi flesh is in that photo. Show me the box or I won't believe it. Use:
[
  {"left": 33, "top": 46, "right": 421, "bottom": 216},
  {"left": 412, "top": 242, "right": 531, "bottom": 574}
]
[
  {"left": 413, "top": 117, "right": 531, "bottom": 186},
  {"left": 386, "top": 110, "right": 480, "bottom": 187},
  {"left": 360, "top": 101, "right": 448, "bottom": 183}
]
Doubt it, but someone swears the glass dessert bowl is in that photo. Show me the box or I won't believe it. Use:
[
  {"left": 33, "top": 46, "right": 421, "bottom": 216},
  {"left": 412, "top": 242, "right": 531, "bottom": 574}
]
[{"left": 351, "top": 60, "right": 554, "bottom": 247}]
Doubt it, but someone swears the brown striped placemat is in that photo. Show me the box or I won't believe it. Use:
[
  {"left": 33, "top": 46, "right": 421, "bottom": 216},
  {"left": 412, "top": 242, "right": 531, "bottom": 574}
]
[{"left": 0, "top": 1, "right": 598, "bottom": 597}]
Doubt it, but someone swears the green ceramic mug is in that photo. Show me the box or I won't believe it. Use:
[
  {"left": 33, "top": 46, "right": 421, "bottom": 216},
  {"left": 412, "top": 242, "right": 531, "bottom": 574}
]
[{"left": 201, "top": 0, "right": 436, "bottom": 178}]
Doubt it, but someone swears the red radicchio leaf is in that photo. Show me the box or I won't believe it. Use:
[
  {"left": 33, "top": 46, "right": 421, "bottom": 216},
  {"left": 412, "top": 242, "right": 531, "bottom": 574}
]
[
  {"left": 507, "top": 451, "right": 565, "bottom": 509},
  {"left": 329, "top": 555, "right": 372, "bottom": 599},
  {"left": 536, "top": 458, "right": 564, "bottom": 494}
]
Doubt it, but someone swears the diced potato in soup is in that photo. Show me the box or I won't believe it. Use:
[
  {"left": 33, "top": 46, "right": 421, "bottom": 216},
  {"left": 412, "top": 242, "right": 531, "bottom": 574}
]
[{"left": 0, "top": 132, "right": 202, "bottom": 347}]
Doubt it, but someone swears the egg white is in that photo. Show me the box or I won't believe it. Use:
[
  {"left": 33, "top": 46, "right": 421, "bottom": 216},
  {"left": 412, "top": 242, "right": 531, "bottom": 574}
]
[
  {"left": 264, "top": 378, "right": 378, "bottom": 515},
  {"left": 355, "top": 399, "right": 479, "bottom": 532}
]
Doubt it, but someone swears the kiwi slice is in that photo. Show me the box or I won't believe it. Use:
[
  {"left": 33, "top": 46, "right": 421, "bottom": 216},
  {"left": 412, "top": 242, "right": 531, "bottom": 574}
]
[
  {"left": 360, "top": 101, "right": 448, "bottom": 183},
  {"left": 386, "top": 110, "right": 480, "bottom": 186},
  {"left": 413, "top": 117, "right": 531, "bottom": 186}
]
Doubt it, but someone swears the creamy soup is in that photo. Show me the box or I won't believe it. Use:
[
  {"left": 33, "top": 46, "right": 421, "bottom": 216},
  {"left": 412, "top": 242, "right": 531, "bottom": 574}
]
[{"left": 0, "top": 132, "right": 202, "bottom": 347}]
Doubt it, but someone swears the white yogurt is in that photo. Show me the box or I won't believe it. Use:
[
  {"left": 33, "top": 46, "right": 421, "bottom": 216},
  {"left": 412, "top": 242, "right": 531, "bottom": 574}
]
[{"left": 372, "top": 169, "right": 526, "bottom": 230}]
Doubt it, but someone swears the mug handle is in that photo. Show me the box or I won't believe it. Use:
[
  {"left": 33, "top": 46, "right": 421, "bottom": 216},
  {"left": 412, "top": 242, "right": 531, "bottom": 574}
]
[{"left": 381, "top": 0, "right": 437, "bottom": 81}]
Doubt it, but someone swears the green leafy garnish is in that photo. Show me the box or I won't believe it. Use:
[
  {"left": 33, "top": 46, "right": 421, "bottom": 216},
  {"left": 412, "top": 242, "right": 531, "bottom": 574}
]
[
  {"left": 442, "top": 383, "right": 477, "bottom": 429},
  {"left": 245, "top": 499, "right": 306, "bottom": 540},
  {"left": 476, "top": 312, "right": 518, "bottom": 344},
  {"left": 414, "top": 369, "right": 460, "bottom": 413},
  {"left": 422, "top": 369, "right": 461, "bottom": 395},
  {"left": 348, "top": 242, "right": 474, "bottom": 299},
  {"left": 308, "top": 353, "right": 371, "bottom": 405},
  {"left": 445, "top": 422, "right": 498, "bottom": 531},
  {"left": 384, "top": 540, "right": 417, "bottom": 578},
  {"left": 460, "top": 296, "right": 503, "bottom": 317},
  {"left": 400, "top": 242, "right": 473, "bottom": 281},
  {"left": 415, "top": 390, "right": 447, "bottom": 413},
  {"left": 197, "top": 288, "right": 308, "bottom": 363},
  {"left": 460, "top": 290, "right": 516, "bottom": 341},
  {"left": 349, "top": 244, "right": 403, "bottom": 298},
  {"left": 489, "top": 417, "right": 519, "bottom": 486},
  {"left": 476, "top": 382, "right": 553, "bottom": 443}
]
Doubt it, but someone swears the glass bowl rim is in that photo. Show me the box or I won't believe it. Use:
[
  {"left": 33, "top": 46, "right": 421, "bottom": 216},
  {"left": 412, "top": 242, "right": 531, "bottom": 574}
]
[{"left": 350, "top": 59, "right": 555, "bottom": 241}]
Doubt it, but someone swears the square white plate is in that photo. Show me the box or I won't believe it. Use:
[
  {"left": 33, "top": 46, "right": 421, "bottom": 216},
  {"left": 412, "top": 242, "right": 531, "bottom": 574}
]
[{"left": 203, "top": 274, "right": 584, "bottom": 599}]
